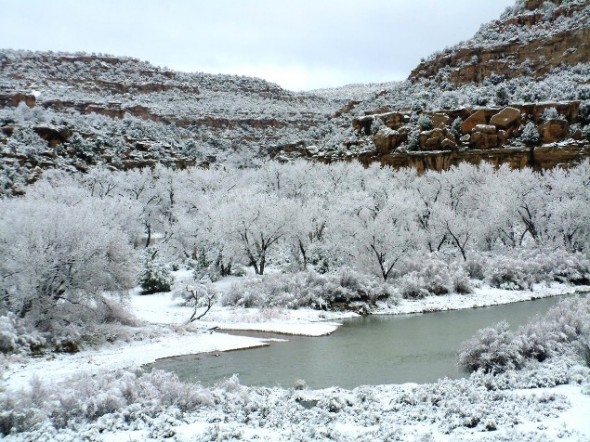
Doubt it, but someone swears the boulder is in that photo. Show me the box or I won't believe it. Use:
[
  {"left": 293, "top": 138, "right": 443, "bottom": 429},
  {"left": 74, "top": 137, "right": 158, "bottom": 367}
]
[
  {"left": 470, "top": 124, "right": 498, "bottom": 149},
  {"left": 379, "top": 112, "right": 407, "bottom": 130},
  {"left": 419, "top": 128, "right": 447, "bottom": 151},
  {"left": 497, "top": 130, "right": 508, "bottom": 145},
  {"left": 352, "top": 116, "right": 374, "bottom": 135},
  {"left": 490, "top": 107, "right": 521, "bottom": 130},
  {"left": 432, "top": 113, "right": 451, "bottom": 129},
  {"left": 461, "top": 109, "right": 488, "bottom": 134},
  {"left": 373, "top": 128, "right": 400, "bottom": 154},
  {"left": 440, "top": 138, "right": 458, "bottom": 150},
  {"left": 473, "top": 124, "right": 497, "bottom": 134},
  {"left": 539, "top": 120, "right": 569, "bottom": 143}
]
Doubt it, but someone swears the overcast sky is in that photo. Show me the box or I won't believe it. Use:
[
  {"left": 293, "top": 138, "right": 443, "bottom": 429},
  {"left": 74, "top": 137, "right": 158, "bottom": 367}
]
[{"left": 1, "top": 0, "right": 515, "bottom": 91}]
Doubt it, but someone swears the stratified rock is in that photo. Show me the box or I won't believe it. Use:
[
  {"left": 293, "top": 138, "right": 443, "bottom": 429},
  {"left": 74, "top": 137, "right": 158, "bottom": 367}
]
[
  {"left": 432, "top": 113, "right": 451, "bottom": 129},
  {"left": 539, "top": 120, "right": 569, "bottom": 143},
  {"left": 471, "top": 124, "right": 498, "bottom": 149},
  {"left": 419, "top": 128, "right": 456, "bottom": 151},
  {"left": 490, "top": 107, "right": 521, "bottom": 130},
  {"left": 373, "top": 128, "right": 400, "bottom": 154},
  {"left": 409, "top": 2, "right": 590, "bottom": 85},
  {"left": 461, "top": 110, "right": 488, "bottom": 134}
]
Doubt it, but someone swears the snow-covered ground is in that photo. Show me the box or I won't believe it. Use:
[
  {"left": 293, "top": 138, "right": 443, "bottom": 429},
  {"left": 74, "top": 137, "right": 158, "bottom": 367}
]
[{"left": 2, "top": 279, "right": 589, "bottom": 441}]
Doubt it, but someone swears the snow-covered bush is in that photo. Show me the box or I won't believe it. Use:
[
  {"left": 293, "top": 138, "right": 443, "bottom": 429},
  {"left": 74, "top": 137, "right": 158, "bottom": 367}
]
[
  {"left": 519, "top": 121, "right": 540, "bottom": 145},
  {"left": 483, "top": 248, "right": 590, "bottom": 290},
  {"left": 0, "top": 369, "right": 212, "bottom": 436},
  {"left": 139, "top": 250, "right": 173, "bottom": 295},
  {"left": 519, "top": 297, "right": 590, "bottom": 363},
  {"left": 222, "top": 269, "right": 399, "bottom": 310},
  {"left": 459, "top": 296, "right": 590, "bottom": 374},
  {"left": 397, "top": 256, "right": 472, "bottom": 299},
  {"left": 417, "top": 115, "right": 433, "bottom": 131},
  {"left": 541, "top": 107, "right": 565, "bottom": 122},
  {"left": 451, "top": 117, "right": 463, "bottom": 139},
  {"left": 0, "top": 314, "right": 46, "bottom": 354},
  {"left": 484, "top": 256, "right": 536, "bottom": 290},
  {"left": 458, "top": 321, "right": 525, "bottom": 373}
]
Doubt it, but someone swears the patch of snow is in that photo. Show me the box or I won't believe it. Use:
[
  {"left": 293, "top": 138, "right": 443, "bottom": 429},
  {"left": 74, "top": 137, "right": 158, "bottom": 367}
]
[
  {"left": 374, "top": 283, "right": 589, "bottom": 315},
  {"left": 3, "top": 330, "right": 268, "bottom": 392}
]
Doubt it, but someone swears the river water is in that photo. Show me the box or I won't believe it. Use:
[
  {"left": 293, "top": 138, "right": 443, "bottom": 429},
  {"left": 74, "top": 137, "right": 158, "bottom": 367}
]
[{"left": 151, "top": 296, "right": 568, "bottom": 389}]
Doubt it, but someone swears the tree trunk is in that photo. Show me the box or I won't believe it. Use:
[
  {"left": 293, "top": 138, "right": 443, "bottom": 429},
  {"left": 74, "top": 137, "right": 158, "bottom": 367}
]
[
  {"left": 259, "top": 253, "right": 266, "bottom": 275},
  {"left": 145, "top": 224, "right": 152, "bottom": 248},
  {"left": 299, "top": 239, "right": 308, "bottom": 270}
]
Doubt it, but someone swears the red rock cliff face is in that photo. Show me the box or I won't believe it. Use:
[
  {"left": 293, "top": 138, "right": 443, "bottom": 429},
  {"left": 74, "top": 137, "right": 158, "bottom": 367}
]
[{"left": 409, "top": 0, "right": 590, "bottom": 85}]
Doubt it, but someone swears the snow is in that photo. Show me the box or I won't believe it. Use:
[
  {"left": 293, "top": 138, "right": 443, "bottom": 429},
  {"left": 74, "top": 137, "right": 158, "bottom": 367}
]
[
  {"left": 3, "top": 281, "right": 587, "bottom": 393},
  {"left": 375, "top": 283, "right": 589, "bottom": 315},
  {"left": 551, "top": 385, "right": 590, "bottom": 439},
  {"left": 2, "top": 277, "right": 349, "bottom": 392},
  {"left": 2, "top": 280, "right": 590, "bottom": 441},
  {"left": 2, "top": 329, "right": 268, "bottom": 392}
]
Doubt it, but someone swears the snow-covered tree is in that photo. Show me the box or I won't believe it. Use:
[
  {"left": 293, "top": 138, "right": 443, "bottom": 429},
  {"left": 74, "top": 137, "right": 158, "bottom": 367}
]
[
  {"left": 216, "top": 191, "right": 297, "bottom": 275},
  {"left": 0, "top": 197, "right": 137, "bottom": 330}
]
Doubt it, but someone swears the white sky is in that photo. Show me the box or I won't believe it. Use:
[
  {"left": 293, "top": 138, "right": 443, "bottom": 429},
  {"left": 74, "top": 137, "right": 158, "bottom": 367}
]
[{"left": 0, "top": 0, "right": 515, "bottom": 91}]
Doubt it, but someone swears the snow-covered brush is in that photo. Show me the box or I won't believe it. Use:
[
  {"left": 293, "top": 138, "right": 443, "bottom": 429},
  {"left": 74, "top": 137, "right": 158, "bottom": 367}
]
[{"left": 174, "top": 283, "right": 217, "bottom": 323}]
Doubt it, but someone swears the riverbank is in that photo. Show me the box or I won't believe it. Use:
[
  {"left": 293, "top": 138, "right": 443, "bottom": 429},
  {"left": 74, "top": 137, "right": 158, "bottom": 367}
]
[
  {"left": 2, "top": 281, "right": 590, "bottom": 441},
  {"left": 3, "top": 281, "right": 587, "bottom": 392}
]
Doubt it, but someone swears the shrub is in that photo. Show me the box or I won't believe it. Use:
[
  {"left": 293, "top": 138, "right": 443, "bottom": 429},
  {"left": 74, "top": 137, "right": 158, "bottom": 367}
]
[
  {"left": 222, "top": 269, "right": 399, "bottom": 311},
  {"left": 483, "top": 248, "right": 590, "bottom": 290},
  {"left": 458, "top": 321, "right": 525, "bottom": 373},
  {"left": 459, "top": 297, "right": 590, "bottom": 374},
  {"left": 406, "top": 130, "right": 420, "bottom": 150},
  {"left": 0, "top": 369, "right": 212, "bottom": 435},
  {"left": 139, "top": 250, "right": 173, "bottom": 295},
  {"left": 520, "top": 121, "right": 540, "bottom": 145},
  {"left": 396, "top": 256, "right": 473, "bottom": 299},
  {"left": 451, "top": 117, "right": 463, "bottom": 139},
  {"left": 541, "top": 107, "right": 565, "bottom": 122},
  {"left": 485, "top": 256, "right": 534, "bottom": 290},
  {"left": 0, "top": 314, "right": 46, "bottom": 354},
  {"left": 417, "top": 115, "right": 433, "bottom": 131}
]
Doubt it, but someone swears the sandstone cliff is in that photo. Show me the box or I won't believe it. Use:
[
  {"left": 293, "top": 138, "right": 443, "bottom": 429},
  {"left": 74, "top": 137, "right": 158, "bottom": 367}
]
[
  {"left": 293, "top": 0, "right": 590, "bottom": 172},
  {"left": 409, "top": 0, "right": 590, "bottom": 85}
]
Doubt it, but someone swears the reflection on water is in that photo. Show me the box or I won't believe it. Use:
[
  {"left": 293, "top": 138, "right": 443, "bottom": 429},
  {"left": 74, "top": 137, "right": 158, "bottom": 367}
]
[{"left": 150, "top": 295, "right": 570, "bottom": 389}]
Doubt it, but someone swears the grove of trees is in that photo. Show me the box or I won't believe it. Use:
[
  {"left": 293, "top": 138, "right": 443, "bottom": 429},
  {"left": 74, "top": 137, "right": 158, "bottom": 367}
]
[{"left": 1, "top": 160, "right": 589, "bottom": 346}]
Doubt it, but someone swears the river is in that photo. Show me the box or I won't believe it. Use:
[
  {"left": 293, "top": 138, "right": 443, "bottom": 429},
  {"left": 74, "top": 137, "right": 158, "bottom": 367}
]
[{"left": 151, "top": 296, "right": 570, "bottom": 389}]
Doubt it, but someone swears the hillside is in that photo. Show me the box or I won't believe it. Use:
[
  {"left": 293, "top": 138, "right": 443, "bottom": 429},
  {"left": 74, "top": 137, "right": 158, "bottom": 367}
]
[
  {"left": 409, "top": 0, "right": 590, "bottom": 84},
  {"left": 1, "top": 0, "right": 590, "bottom": 195},
  {"left": 0, "top": 50, "right": 340, "bottom": 194}
]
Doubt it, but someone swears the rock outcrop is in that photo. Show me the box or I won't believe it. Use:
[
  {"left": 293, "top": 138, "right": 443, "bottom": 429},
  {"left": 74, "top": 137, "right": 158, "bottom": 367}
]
[
  {"left": 409, "top": 0, "right": 590, "bottom": 85},
  {"left": 1, "top": 0, "right": 590, "bottom": 192}
]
